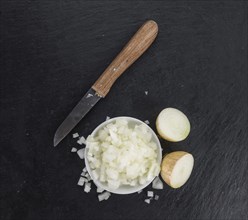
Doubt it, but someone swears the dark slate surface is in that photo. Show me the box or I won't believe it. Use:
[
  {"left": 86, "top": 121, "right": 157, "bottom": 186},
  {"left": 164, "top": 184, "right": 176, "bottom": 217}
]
[{"left": 1, "top": 1, "right": 247, "bottom": 220}]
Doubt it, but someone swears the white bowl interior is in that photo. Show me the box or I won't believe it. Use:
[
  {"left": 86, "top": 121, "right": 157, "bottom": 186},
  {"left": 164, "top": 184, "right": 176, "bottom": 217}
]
[{"left": 85, "top": 116, "right": 162, "bottom": 194}]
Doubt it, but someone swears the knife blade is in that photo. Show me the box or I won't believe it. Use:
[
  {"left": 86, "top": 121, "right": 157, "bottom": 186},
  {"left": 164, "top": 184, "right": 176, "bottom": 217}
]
[
  {"left": 54, "top": 20, "right": 158, "bottom": 146},
  {"left": 54, "top": 88, "right": 100, "bottom": 146}
]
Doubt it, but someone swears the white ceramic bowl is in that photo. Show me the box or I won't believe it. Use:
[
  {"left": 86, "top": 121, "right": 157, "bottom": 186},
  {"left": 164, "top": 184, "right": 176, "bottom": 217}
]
[{"left": 85, "top": 116, "right": 162, "bottom": 194}]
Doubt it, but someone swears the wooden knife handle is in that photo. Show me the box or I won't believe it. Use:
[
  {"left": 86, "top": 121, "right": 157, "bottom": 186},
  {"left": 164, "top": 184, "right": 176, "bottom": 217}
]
[{"left": 92, "top": 20, "right": 158, "bottom": 97}]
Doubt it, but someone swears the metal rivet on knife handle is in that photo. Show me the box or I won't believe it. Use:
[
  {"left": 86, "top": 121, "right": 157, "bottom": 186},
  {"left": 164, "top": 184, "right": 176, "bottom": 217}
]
[{"left": 92, "top": 20, "right": 158, "bottom": 97}]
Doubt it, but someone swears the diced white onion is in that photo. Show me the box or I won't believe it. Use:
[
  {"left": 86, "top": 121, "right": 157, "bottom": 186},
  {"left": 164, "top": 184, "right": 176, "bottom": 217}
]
[
  {"left": 154, "top": 195, "right": 159, "bottom": 200},
  {"left": 83, "top": 167, "right": 87, "bottom": 172},
  {"left": 73, "top": 133, "right": 79, "bottom": 138},
  {"left": 77, "top": 148, "right": 85, "bottom": 159},
  {"left": 147, "top": 191, "right": 154, "bottom": 197},
  {"left": 152, "top": 176, "right": 163, "bottom": 190},
  {"left": 106, "top": 116, "right": 110, "bottom": 121},
  {"left": 145, "top": 91, "right": 148, "bottom": 95},
  {"left": 98, "top": 191, "right": 111, "bottom": 202},
  {"left": 92, "top": 170, "right": 99, "bottom": 180},
  {"left": 77, "top": 136, "right": 86, "bottom": 145},
  {"left": 144, "top": 120, "right": 150, "bottom": 125},
  {"left": 87, "top": 174, "right": 92, "bottom": 181},
  {"left": 71, "top": 147, "right": 77, "bottom": 152},
  {"left": 77, "top": 177, "right": 86, "bottom": 186},
  {"left": 86, "top": 119, "right": 160, "bottom": 190},
  {"left": 97, "top": 187, "right": 104, "bottom": 193},
  {"left": 144, "top": 199, "right": 151, "bottom": 204},
  {"left": 84, "top": 182, "right": 91, "bottom": 193},
  {"left": 137, "top": 190, "right": 143, "bottom": 194}
]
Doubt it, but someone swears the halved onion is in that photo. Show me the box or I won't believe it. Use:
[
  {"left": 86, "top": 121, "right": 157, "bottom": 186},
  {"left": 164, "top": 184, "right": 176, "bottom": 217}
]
[
  {"left": 160, "top": 151, "right": 194, "bottom": 188},
  {"left": 156, "top": 108, "right": 190, "bottom": 142}
]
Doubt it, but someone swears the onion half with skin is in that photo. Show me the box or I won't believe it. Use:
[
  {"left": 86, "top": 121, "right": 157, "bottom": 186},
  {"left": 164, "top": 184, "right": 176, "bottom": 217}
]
[{"left": 161, "top": 151, "right": 194, "bottom": 188}]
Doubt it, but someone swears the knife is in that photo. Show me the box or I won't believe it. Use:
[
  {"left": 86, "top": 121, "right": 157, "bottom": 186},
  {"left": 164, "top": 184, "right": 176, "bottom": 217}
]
[{"left": 54, "top": 20, "right": 158, "bottom": 146}]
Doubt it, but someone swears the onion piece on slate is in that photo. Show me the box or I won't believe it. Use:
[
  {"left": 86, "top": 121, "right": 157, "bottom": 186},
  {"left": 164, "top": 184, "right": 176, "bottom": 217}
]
[
  {"left": 97, "top": 187, "right": 104, "bottom": 193},
  {"left": 73, "top": 133, "right": 79, "bottom": 138},
  {"left": 152, "top": 176, "right": 163, "bottom": 190},
  {"left": 98, "top": 191, "right": 111, "bottom": 202},
  {"left": 144, "top": 199, "right": 151, "bottom": 204},
  {"left": 77, "top": 136, "right": 86, "bottom": 145},
  {"left": 161, "top": 151, "right": 194, "bottom": 188},
  {"left": 84, "top": 182, "right": 91, "bottom": 193},
  {"left": 78, "top": 177, "right": 86, "bottom": 186},
  {"left": 77, "top": 148, "right": 85, "bottom": 159},
  {"left": 147, "top": 191, "right": 154, "bottom": 197},
  {"left": 71, "top": 147, "right": 77, "bottom": 152}
]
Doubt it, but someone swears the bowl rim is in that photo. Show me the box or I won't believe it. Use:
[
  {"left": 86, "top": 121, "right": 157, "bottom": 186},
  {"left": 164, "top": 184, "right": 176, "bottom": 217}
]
[{"left": 84, "top": 116, "right": 162, "bottom": 195}]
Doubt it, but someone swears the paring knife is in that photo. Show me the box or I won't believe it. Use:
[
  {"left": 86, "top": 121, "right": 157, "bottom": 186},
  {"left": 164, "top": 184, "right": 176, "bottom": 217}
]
[{"left": 54, "top": 20, "right": 158, "bottom": 146}]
